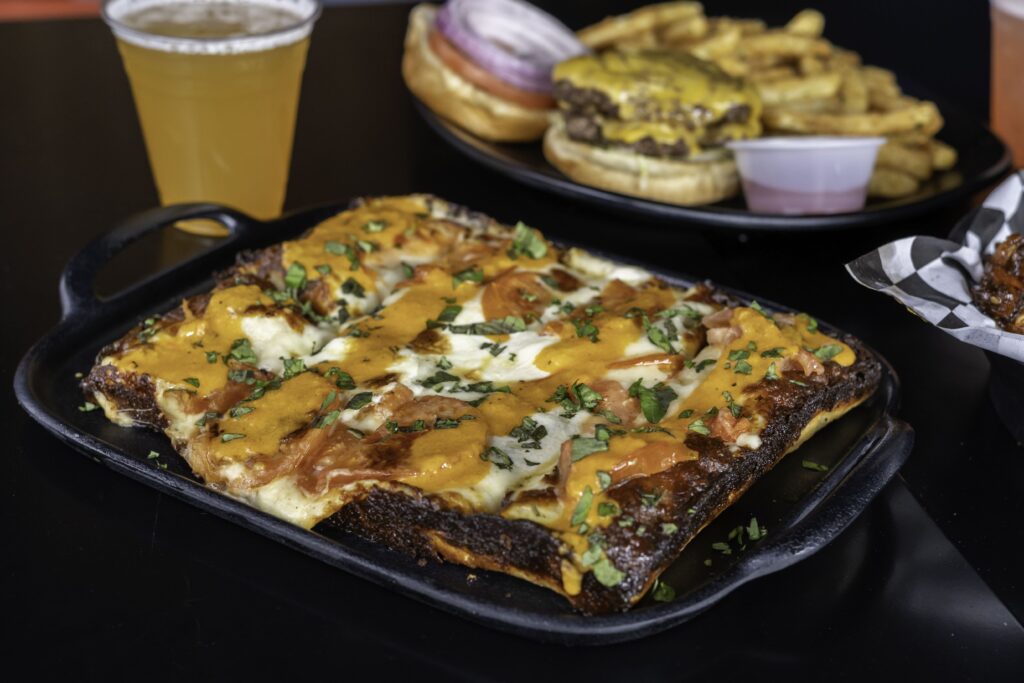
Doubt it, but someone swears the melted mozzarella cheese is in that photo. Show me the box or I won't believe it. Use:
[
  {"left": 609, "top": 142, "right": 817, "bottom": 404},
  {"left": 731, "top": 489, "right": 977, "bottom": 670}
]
[
  {"left": 234, "top": 476, "right": 345, "bottom": 529},
  {"left": 241, "top": 317, "right": 335, "bottom": 374},
  {"left": 448, "top": 410, "right": 588, "bottom": 511},
  {"left": 562, "top": 248, "right": 651, "bottom": 286}
]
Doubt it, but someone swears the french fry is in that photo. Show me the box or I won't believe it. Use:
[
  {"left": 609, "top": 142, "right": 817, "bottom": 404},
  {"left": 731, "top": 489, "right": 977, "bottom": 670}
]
[
  {"left": 876, "top": 141, "right": 933, "bottom": 180},
  {"left": 838, "top": 68, "right": 869, "bottom": 113},
  {"left": 659, "top": 14, "right": 709, "bottom": 43},
  {"left": 763, "top": 101, "right": 944, "bottom": 136},
  {"left": 868, "top": 167, "right": 920, "bottom": 198},
  {"left": 747, "top": 65, "right": 800, "bottom": 82},
  {"left": 798, "top": 54, "right": 827, "bottom": 75},
  {"left": 718, "top": 17, "right": 767, "bottom": 36},
  {"left": 785, "top": 9, "right": 825, "bottom": 37},
  {"left": 578, "top": 2, "right": 704, "bottom": 49},
  {"left": 714, "top": 55, "right": 749, "bottom": 77},
  {"left": 615, "top": 28, "right": 660, "bottom": 50},
  {"left": 927, "top": 139, "right": 958, "bottom": 170},
  {"left": 740, "top": 31, "right": 832, "bottom": 58},
  {"left": 766, "top": 97, "right": 842, "bottom": 114},
  {"left": 754, "top": 72, "right": 842, "bottom": 106},
  {"left": 686, "top": 23, "right": 741, "bottom": 61},
  {"left": 888, "top": 131, "right": 934, "bottom": 146}
]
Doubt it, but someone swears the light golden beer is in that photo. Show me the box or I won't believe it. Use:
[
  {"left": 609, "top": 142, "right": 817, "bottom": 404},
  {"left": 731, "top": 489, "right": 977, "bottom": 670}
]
[{"left": 104, "top": 0, "right": 320, "bottom": 235}]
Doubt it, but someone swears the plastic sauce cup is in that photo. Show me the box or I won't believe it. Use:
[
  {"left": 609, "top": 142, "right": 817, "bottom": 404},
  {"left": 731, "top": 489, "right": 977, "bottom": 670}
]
[{"left": 726, "top": 136, "right": 886, "bottom": 215}]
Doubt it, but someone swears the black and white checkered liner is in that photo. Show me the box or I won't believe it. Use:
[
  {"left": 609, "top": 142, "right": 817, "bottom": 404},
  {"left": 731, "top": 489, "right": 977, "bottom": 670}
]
[{"left": 846, "top": 171, "right": 1024, "bottom": 364}]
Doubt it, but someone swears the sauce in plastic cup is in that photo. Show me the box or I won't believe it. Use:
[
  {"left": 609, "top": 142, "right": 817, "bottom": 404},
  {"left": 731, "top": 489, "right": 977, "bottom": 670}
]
[{"left": 726, "top": 136, "right": 885, "bottom": 215}]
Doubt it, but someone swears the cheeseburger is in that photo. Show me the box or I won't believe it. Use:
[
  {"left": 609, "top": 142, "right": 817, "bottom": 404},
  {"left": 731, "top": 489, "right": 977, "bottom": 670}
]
[
  {"left": 403, "top": 0, "right": 588, "bottom": 142},
  {"left": 545, "top": 50, "right": 763, "bottom": 205}
]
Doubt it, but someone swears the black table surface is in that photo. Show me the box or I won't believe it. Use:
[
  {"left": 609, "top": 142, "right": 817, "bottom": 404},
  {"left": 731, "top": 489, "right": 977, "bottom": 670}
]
[{"left": 3, "top": 2, "right": 1023, "bottom": 680}]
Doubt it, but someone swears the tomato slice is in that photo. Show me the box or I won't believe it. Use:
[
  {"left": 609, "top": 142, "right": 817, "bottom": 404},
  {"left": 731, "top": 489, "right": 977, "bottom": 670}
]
[{"left": 428, "top": 28, "right": 555, "bottom": 110}]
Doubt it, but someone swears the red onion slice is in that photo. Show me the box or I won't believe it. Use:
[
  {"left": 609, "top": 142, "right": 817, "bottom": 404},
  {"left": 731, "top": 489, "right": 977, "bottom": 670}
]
[{"left": 435, "top": 0, "right": 588, "bottom": 94}]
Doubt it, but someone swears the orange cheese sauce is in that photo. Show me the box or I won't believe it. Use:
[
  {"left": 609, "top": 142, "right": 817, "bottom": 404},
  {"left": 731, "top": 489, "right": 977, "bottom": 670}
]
[{"left": 112, "top": 284, "right": 276, "bottom": 392}]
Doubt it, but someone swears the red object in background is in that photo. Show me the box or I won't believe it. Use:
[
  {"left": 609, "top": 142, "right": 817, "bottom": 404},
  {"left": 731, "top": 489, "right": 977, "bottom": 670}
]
[
  {"left": 993, "top": 0, "right": 1024, "bottom": 166},
  {"left": 0, "top": 1, "right": 100, "bottom": 21}
]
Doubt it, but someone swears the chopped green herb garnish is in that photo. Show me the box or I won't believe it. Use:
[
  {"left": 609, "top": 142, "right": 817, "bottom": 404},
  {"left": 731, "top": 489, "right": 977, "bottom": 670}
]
[
  {"left": 693, "top": 359, "right": 716, "bottom": 373},
  {"left": 420, "top": 370, "right": 460, "bottom": 388},
  {"left": 728, "top": 349, "right": 750, "bottom": 362},
  {"left": 733, "top": 360, "right": 753, "bottom": 375},
  {"left": 315, "top": 264, "right": 332, "bottom": 276},
  {"left": 509, "top": 416, "right": 547, "bottom": 449},
  {"left": 807, "top": 316, "right": 819, "bottom": 333},
  {"left": 481, "top": 446, "right": 513, "bottom": 471},
  {"left": 765, "top": 362, "right": 780, "bottom": 381},
  {"left": 688, "top": 418, "right": 711, "bottom": 435},
  {"left": 195, "top": 411, "right": 219, "bottom": 427},
  {"left": 571, "top": 486, "right": 594, "bottom": 527},
  {"left": 147, "top": 450, "right": 160, "bottom": 460},
  {"left": 801, "top": 460, "right": 829, "bottom": 472},
  {"left": 548, "top": 382, "right": 603, "bottom": 418},
  {"left": 220, "top": 433, "right": 246, "bottom": 443},
  {"left": 507, "top": 222, "right": 548, "bottom": 259},
  {"left": 182, "top": 377, "right": 200, "bottom": 388},
  {"left": 592, "top": 557, "right": 625, "bottom": 587},
  {"left": 747, "top": 517, "right": 764, "bottom": 540},
  {"left": 229, "top": 338, "right": 258, "bottom": 365},
  {"left": 356, "top": 239, "right": 378, "bottom": 253},
  {"left": 445, "top": 317, "right": 526, "bottom": 335},
  {"left": 284, "top": 262, "right": 307, "bottom": 290},
  {"left": 363, "top": 219, "right": 387, "bottom": 233},
  {"left": 316, "top": 410, "right": 341, "bottom": 428},
  {"left": 229, "top": 405, "right": 254, "bottom": 418},
  {"left": 596, "top": 470, "right": 612, "bottom": 491},
  {"left": 628, "top": 379, "right": 678, "bottom": 424},
  {"left": 652, "top": 580, "right": 676, "bottom": 603},
  {"left": 324, "top": 367, "right": 356, "bottom": 390},
  {"left": 452, "top": 267, "right": 484, "bottom": 289},
  {"left": 661, "top": 523, "right": 678, "bottom": 535},
  {"left": 678, "top": 409, "right": 694, "bottom": 419},
  {"left": 749, "top": 301, "right": 773, "bottom": 320},
  {"left": 281, "top": 357, "right": 306, "bottom": 379},
  {"left": 78, "top": 401, "right": 99, "bottom": 412},
  {"left": 341, "top": 277, "right": 365, "bottom": 298},
  {"left": 597, "top": 502, "right": 619, "bottom": 517},
  {"left": 639, "top": 490, "right": 663, "bottom": 507},
  {"left": 761, "top": 347, "right": 785, "bottom": 358},
  {"left": 437, "top": 304, "right": 462, "bottom": 323},
  {"left": 206, "top": 351, "right": 219, "bottom": 364},
  {"left": 319, "top": 390, "right": 337, "bottom": 412},
  {"left": 346, "top": 392, "right": 373, "bottom": 410},
  {"left": 572, "top": 317, "right": 600, "bottom": 343},
  {"left": 570, "top": 436, "right": 609, "bottom": 462},
  {"left": 400, "top": 262, "right": 415, "bottom": 279},
  {"left": 325, "top": 241, "right": 360, "bottom": 270},
  {"left": 813, "top": 344, "right": 843, "bottom": 361}
]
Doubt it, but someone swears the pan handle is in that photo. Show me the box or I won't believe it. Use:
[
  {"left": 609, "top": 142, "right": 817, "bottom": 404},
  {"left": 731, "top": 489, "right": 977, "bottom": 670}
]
[
  {"left": 729, "top": 414, "right": 914, "bottom": 580},
  {"left": 59, "top": 203, "right": 258, "bottom": 323}
]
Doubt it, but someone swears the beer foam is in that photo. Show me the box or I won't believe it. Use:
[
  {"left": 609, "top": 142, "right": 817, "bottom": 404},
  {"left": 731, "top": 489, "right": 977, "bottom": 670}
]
[{"left": 104, "top": 0, "right": 320, "bottom": 54}]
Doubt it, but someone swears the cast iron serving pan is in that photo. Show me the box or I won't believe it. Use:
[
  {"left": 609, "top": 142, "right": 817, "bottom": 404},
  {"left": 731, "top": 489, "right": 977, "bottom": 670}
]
[{"left": 14, "top": 203, "right": 913, "bottom": 644}]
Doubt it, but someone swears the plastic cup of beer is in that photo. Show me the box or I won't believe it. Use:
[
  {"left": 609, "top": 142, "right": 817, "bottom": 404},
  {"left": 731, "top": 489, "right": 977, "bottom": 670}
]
[
  {"left": 102, "top": 0, "right": 321, "bottom": 236},
  {"left": 992, "top": 0, "right": 1024, "bottom": 166}
]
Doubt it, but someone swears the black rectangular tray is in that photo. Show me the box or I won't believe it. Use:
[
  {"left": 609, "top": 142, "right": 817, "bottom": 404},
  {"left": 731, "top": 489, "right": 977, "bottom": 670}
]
[{"left": 14, "top": 201, "right": 913, "bottom": 645}]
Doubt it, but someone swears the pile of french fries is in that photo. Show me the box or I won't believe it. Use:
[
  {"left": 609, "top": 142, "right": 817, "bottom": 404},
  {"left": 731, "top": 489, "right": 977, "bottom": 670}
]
[{"left": 578, "top": 2, "right": 958, "bottom": 199}]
